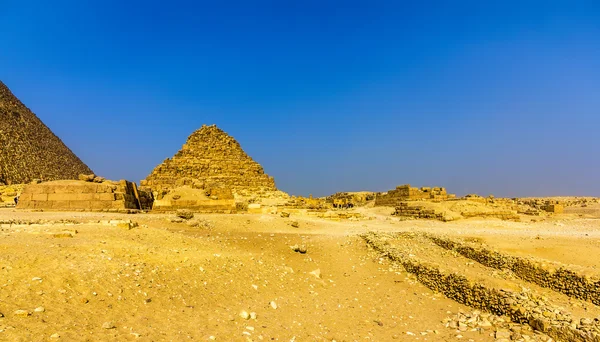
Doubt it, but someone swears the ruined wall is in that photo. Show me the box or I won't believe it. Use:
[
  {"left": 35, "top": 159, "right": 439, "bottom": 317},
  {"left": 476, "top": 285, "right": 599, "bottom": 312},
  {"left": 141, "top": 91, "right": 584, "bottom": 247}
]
[
  {"left": 16, "top": 180, "right": 140, "bottom": 211},
  {"left": 142, "top": 125, "right": 276, "bottom": 194},
  {"left": 393, "top": 202, "right": 450, "bottom": 221},
  {"left": 362, "top": 232, "right": 600, "bottom": 342},
  {"left": 375, "top": 184, "right": 455, "bottom": 206},
  {"left": 426, "top": 234, "right": 600, "bottom": 306},
  {"left": 150, "top": 186, "right": 236, "bottom": 213}
]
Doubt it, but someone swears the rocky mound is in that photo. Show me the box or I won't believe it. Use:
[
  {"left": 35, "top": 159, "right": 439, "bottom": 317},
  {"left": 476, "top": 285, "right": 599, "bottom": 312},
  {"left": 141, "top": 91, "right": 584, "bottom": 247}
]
[
  {"left": 142, "top": 124, "right": 277, "bottom": 194},
  {"left": 0, "top": 81, "right": 93, "bottom": 184}
]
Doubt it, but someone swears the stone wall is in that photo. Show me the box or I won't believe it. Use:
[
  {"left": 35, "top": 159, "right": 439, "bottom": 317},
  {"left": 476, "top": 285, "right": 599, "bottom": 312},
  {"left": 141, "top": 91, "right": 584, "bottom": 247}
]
[
  {"left": 426, "top": 234, "right": 600, "bottom": 306},
  {"left": 362, "top": 232, "right": 600, "bottom": 342},
  {"left": 150, "top": 186, "right": 236, "bottom": 213},
  {"left": 375, "top": 184, "right": 455, "bottom": 206},
  {"left": 393, "top": 202, "right": 449, "bottom": 221},
  {"left": 16, "top": 179, "right": 140, "bottom": 211},
  {"left": 541, "top": 200, "right": 564, "bottom": 213}
]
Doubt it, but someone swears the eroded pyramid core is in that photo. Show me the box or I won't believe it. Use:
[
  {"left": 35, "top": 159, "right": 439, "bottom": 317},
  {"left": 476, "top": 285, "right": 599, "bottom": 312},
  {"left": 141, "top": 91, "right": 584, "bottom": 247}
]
[
  {"left": 142, "top": 124, "right": 277, "bottom": 194},
  {"left": 0, "top": 81, "right": 93, "bottom": 185}
]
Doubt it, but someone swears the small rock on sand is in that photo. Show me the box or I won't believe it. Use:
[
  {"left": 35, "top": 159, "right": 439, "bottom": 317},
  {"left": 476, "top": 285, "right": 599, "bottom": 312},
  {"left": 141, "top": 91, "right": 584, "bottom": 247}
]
[
  {"left": 309, "top": 269, "right": 322, "bottom": 279},
  {"left": 14, "top": 310, "right": 30, "bottom": 317},
  {"left": 102, "top": 321, "right": 116, "bottom": 329}
]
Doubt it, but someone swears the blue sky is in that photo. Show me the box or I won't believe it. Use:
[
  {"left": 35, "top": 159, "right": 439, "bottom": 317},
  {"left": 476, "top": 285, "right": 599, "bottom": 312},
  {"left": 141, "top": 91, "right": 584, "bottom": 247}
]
[{"left": 1, "top": 1, "right": 599, "bottom": 197}]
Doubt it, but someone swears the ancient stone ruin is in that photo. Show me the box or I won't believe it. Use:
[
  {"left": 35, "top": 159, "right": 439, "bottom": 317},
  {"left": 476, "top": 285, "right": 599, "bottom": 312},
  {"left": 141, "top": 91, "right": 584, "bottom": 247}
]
[
  {"left": 375, "top": 184, "right": 455, "bottom": 206},
  {"left": 142, "top": 124, "right": 276, "bottom": 193},
  {"left": 140, "top": 124, "right": 280, "bottom": 211},
  {"left": 0, "top": 80, "right": 93, "bottom": 184},
  {"left": 393, "top": 202, "right": 449, "bottom": 221},
  {"left": 542, "top": 200, "right": 564, "bottom": 213},
  {"left": 151, "top": 187, "right": 236, "bottom": 213},
  {"left": 16, "top": 176, "right": 140, "bottom": 212}
]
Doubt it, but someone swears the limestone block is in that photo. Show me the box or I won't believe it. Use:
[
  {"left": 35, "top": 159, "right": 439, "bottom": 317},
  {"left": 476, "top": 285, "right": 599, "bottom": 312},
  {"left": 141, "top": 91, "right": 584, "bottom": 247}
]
[{"left": 32, "top": 193, "right": 48, "bottom": 201}]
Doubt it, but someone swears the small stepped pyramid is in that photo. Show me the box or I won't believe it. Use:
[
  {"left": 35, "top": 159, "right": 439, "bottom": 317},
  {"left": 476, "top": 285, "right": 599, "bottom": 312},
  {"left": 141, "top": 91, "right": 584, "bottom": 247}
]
[
  {"left": 142, "top": 124, "right": 277, "bottom": 193},
  {"left": 0, "top": 81, "right": 93, "bottom": 185}
]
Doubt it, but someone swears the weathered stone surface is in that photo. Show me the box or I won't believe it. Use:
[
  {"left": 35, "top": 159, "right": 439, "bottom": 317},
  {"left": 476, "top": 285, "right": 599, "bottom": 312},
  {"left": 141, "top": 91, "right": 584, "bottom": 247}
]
[
  {"left": 142, "top": 124, "right": 276, "bottom": 194},
  {"left": 16, "top": 179, "right": 140, "bottom": 211},
  {"left": 0, "top": 81, "right": 93, "bottom": 184},
  {"left": 375, "top": 184, "right": 456, "bottom": 207},
  {"left": 150, "top": 186, "right": 236, "bottom": 212}
]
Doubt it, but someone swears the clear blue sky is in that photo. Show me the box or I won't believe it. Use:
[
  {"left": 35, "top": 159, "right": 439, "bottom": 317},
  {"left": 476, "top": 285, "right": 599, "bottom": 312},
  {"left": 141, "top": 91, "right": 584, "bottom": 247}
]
[{"left": 1, "top": 1, "right": 599, "bottom": 197}]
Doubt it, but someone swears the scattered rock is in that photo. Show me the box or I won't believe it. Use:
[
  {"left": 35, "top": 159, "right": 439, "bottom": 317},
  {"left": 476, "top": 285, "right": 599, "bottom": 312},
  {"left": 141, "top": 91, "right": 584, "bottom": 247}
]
[
  {"left": 280, "top": 212, "right": 290, "bottom": 218},
  {"left": 53, "top": 232, "right": 73, "bottom": 238},
  {"left": 309, "top": 269, "right": 321, "bottom": 279},
  {"left": 270, "top": 301, "right": 278, "bottom": 309},
  {"left": 240, "top": 311, "right": 250, "bottom": 320},
  {"left": 290, "top": 221, "right": 299, "bottom": 228},
  {"left": 50, "top": 333, "right": 60, "bottom": 339},
  {"left": 495, "top": 329, "right": 511, "bottom": 339},
  {"left": 102, "top": 321, "right": 116, "bottom": 329},
  {"left": 290, "top": 244, "right": 307, "bottom": 254},
  {"left": 78, "top": 174, "right": 96, "bottom": 182},
  {"left": 93, "top": 176, "right": 105, "bottom": 183},
  {"left": 34, "top": 307, "right": 45, "bottom": 313},
  {"left": 14, "top": 310, "right": 30, "bottom": 317},
  {"left": 176, "top": 209, "right": 194, "bottom": 220}
]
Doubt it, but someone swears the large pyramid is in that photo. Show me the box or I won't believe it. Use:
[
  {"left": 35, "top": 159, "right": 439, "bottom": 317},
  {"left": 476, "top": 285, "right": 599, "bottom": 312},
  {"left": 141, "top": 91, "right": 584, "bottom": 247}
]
[
  {"left": 0, "top": 81, "right": 93, "bottom": 185},
  {"left": 142, "top": 124, "right": 277, "bottom": 193}
]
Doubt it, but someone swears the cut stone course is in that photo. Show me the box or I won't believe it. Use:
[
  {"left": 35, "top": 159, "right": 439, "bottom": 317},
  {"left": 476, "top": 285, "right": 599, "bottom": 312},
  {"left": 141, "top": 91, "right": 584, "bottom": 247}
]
[
  {"left": 375, "top": 184, "right": 455, "bottom": 206},
  {"left": 16, "top": 179, "right": 140, "bottom": 211}
]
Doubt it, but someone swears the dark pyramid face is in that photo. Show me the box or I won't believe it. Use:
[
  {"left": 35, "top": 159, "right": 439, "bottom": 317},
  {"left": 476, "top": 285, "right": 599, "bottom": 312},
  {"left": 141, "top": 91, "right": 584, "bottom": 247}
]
[{"left": 0, "top": 81, "right": 93, "bottom": 184}]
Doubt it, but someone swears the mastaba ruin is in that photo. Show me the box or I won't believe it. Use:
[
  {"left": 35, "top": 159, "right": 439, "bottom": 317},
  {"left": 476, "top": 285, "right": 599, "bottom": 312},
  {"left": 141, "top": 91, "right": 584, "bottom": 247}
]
[
  {"left": 16, "top": 176, "right": 140, "bottom": 212},
  {"left": 0, "top": 81, "right": 93, "bottom": 185},
  {"left": 375, "top": 184, "right": 456, "bottom": 206},
  {"left": 141, "top": 124, "right": 279, "bottom": 211}
]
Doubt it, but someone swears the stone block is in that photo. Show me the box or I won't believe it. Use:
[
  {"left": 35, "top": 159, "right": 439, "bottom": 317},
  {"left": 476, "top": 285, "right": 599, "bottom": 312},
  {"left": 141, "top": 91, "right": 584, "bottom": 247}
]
[
  {"left": 74, "top": 193, "right": 95, "bottom": 201},
  {"left": 32, "top": 193, "right": 48, "bottom": 201},
  {"left": 94, "top": 193, "right": 115, "bottom": 201},
  {"left": 48, "top": 193, "right": 77, "bottom": 201},
  {"left": 51, "top": 201, "right": 71, "bottom": 210}
]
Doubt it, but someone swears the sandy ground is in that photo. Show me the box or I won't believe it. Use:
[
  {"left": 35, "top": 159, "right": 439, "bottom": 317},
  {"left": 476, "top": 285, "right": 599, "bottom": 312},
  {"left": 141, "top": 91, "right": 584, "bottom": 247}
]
[{"left": 1, "top": 207, "right": 599, "bottom": 341}]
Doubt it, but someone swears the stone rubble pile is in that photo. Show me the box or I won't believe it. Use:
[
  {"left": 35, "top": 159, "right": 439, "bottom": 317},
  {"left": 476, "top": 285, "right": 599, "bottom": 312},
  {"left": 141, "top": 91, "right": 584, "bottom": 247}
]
[{"left": 361, "top": 232, "right": 600, "bottom": 342}]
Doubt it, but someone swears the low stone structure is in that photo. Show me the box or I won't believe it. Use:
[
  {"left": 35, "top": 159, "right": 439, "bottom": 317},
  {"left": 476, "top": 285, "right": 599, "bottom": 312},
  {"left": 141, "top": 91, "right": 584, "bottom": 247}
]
[
  {"left": 327, "top": 192, "right": 375, "bottom": 208},
  {"left": 375, "top": 184, "right": 455, "bottom": 206},
  {"left": 16, "top": 179, "right": 140, "bottom": 211},
  {"left": 362, "top": 232, "right": 600, "bottom": 342},
  {"left": 541, "top": 200, "right": 564, "bottom": 214},
  {"left": 426, "top": 234, "right": 600, "bottom": 306},
  {"left": 393, "top": 202, "right": 450, "bottom": 221},
  {"left": 151, "top": 186, "right": 236, "bottom": 213}
]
